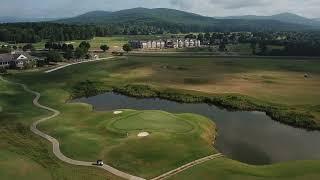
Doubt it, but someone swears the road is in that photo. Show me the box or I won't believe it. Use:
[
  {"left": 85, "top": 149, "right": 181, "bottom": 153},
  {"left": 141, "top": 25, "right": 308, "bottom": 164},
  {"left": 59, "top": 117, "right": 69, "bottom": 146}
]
[
  {"left": 151, "top": 153, "right": 223, "bottom": 180},
  {"left": 45, "top": 57, "right": 114, "bottom": 73},
  {"left": 0, "top": 76, "right": 145, "bottom": 180}
]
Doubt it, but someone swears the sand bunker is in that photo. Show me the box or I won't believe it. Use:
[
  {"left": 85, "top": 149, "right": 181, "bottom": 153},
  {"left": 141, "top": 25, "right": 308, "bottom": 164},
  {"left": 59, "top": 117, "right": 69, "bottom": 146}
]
[
  {"left": 137, "top": 132, "right": 150, "bottom": 137},
  {"left": 113, "top": 111, "right": 123, "bottom": 115}
]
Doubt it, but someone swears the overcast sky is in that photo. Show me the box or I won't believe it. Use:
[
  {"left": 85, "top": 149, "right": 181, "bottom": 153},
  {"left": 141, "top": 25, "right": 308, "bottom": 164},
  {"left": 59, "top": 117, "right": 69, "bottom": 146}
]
[{"left": 1, "top": 0, "right": 319, "bottom": 18}]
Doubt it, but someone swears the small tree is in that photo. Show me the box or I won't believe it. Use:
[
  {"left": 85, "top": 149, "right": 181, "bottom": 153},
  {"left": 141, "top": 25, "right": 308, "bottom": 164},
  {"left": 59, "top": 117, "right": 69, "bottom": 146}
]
[
  {"left": 100, "top": 45, "right": 109, "bottom": 52},
  {"left": 123, "top": 44, "right": 132, "bottom": 53},
  {"left": 45, "top": 42, "right": 53, "bottom": 50},
  {"left": 250, "top": 42, "right": 257, "bottom": 55},
  {"left": 259, "top": 42, "right": 268, "bottom": 54},
  {"left": 75, "top": 47, "right": 86, "bottom": 59},
  {"left": 22, "top": 44, "right": 35, "bottom": 52},
  {"left": 79, "top": 41, "right": 91, "bottom": 51},
  {"left": 46, "top": 51, "right": 63, "bottom": 62},
  {"left": 0, "top": 68, "right": 7, "bottom": 74},
  {"left": 219, "top": 42, "right": 226, "bottom": 52},
  {"left": 64, "top": 49, "right": 74, "bottom": 60}
]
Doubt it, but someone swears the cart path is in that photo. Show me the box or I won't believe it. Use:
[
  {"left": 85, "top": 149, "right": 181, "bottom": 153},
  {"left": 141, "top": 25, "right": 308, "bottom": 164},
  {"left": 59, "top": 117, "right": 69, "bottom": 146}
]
[
  {"left": 45, "top": 57, "right": 114, "bottom": 73},
  {"left": 151, "top": 153, "right": 224, "bottom": 180},
  {"left": 0, "top": 76, "right": 145, "bottom": 180}
]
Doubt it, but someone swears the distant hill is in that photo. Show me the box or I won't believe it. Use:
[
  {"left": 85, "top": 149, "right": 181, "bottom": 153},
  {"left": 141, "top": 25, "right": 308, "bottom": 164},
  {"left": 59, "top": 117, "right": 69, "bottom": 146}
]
[
  {"left": 56, "top": 8, "right": 314, "bottom": 31},
  {"left": 313, "top": 18, "right": 320, "bottom": 22},
  {"left": 217, "top": 13, "right": 320, "bottom": 27},
  {"left": 0, "top": 16, "right": 57, "bottom": 23}
]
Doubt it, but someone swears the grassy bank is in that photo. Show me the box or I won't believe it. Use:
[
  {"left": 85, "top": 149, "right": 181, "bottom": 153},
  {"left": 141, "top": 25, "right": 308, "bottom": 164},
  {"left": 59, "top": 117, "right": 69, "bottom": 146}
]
[
  {"left": 112, "top": 84, "right": 317, "bottom": 130},
  {"left": 2, "top": 72, "right": 218, "bottom": 178},
  {"left": 2, "top": 54, "right": 320, "bottom": 179},
  {"left": 0, "top": 78, "right": 123, "bottom": 180},
  {"left": 169, "top": 158, "right": 320, "bottom": 180}
]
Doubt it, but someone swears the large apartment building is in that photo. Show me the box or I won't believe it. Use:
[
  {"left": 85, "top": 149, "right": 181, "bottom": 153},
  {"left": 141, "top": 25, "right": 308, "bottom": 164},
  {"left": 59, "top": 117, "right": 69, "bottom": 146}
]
[{"left": 129, "top": 39, "right": 201, "bottom": 49}]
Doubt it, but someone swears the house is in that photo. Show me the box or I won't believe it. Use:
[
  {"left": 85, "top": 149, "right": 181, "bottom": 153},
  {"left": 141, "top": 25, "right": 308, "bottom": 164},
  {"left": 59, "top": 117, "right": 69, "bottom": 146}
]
[
  {"left": 0, "top": 52, "right": 34, "bottom": 69},
  {"left": 0, "top": 54, "right": 12, "bottom": 68}
]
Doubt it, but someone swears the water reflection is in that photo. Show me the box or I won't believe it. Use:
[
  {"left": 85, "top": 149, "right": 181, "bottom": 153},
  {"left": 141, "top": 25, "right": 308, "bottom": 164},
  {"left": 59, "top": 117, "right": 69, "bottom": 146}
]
[{"left": 73, "top": 93, "right": 320, "bottom": 165}]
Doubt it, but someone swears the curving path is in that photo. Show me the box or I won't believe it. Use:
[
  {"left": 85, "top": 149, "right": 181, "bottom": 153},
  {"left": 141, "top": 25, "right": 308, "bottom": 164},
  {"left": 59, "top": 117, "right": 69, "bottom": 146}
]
[
  {"left": 0, "top": 76, "right": 145, "bottom": 180},
  {"left": 151, "top": 153, "right": 224, "bottom": 180},
  {"left": 45, "top": 57, "right": 114, "bottom": 73}
]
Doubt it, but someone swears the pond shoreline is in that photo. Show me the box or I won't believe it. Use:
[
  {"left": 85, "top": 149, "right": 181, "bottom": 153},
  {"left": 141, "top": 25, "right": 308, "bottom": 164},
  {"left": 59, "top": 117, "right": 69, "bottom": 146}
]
[
  {"left": 71, "top": 83, "right": 318, "bottom": 131},
  {"left": 111, "top": 85, "right": 318, "bottom": 131}
]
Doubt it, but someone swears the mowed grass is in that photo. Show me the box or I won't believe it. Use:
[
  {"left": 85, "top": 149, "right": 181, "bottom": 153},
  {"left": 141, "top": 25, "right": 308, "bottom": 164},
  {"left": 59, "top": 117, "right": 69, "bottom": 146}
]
[
  {"left": 109, "top": 110, "right": 194, "bottom": 133},
  {"left": 0, "top": 79, "right": 124, "bottom": 180},
  {"left": 3, "top": 55, "right": 320, "bottom": 179},
  {"left": 169, "top": 158, "right": 320, "bottom": 180},
  {"left": 39, "top": 107, "right": 217, "bottom": 178}
]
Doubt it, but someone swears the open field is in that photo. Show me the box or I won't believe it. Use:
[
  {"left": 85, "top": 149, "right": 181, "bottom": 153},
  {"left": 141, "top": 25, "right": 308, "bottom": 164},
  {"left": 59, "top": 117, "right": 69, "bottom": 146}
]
[
  {"left": 1, "top": 35, "right": 184, "bottom": 51},
  {"left": 1, "top": 35, "right": 253, "bottom": 55},
  {"left": 2, "top": 54, "right": 320, "bottom": 179},
  {"left": 116, "top": 55, "right": 320, "bottom": 106},
  {"left": 169, "top": 158, "right": 320, "bottom": 180}
]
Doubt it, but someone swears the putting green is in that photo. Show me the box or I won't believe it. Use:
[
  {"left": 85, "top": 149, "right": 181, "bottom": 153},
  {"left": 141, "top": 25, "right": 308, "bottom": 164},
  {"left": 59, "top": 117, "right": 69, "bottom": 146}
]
[{"left": 108, "top": 110, "right": 194, "bottom": 133}]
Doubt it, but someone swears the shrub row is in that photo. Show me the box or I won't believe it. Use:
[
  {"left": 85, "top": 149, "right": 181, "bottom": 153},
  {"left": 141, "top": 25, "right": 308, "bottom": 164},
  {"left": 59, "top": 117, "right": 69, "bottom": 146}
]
[{"left": 113, "top": 84, "right": 318, "bottom": 131}]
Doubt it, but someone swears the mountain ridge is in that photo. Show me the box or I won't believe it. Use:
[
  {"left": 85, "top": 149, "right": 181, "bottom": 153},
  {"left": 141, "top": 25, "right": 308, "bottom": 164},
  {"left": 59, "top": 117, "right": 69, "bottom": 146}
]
[
  {"left": 216, "top": 12, "right": 320, "bottom": 27},
  {"left": 55, "top": 8, "right": 316, "bottom": 31}
]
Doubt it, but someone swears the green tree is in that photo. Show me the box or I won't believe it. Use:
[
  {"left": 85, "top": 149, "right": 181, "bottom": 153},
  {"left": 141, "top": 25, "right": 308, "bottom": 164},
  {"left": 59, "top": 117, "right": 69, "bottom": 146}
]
[
  {"left": 204, "top": 32, "right": 211, "bottom": 41},
  {"left": 22, "top": 44, "right": 34, "bottom": 52},
  {"left": 250, "top": 42, "right": 257, "bottom": 55},
  {"left": 79, "top": 41, "right": 91, "bottom": 51},
  {"left": 64, "top": 49, "right": 74, "bottom": 60},
  {"left": 75, "top": 47, "right": 86, "bottom": 59},
  {"left": 46, "top": 51, "right": 63, "bottom": 62},
  {"left": 219, "top": 42, "right": 226, "bottom": 52},
  {"left": 197, "top": 33, "right": 204, "bottom": 42},
  {"left": 259, "top": 42, "right": 268, "bottom": 54},
  {"left": 123, "top": 44, "right": 132, "bottom": 53},
  {"left": 100, "top": 45, "right": 109, "bottom": 52}
]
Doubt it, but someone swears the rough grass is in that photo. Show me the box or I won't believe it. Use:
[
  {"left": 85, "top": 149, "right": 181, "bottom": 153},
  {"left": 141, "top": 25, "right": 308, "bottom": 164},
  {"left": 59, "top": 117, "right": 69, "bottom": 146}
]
[
  {"left": 169, "top": 158, "right": 320, "bottom": 180},
  {"left": 0, "top": 79, "right": 123, "bottom": 180},
  {"left": 2, "top": 54, "right": 320, "bottom": 179}
]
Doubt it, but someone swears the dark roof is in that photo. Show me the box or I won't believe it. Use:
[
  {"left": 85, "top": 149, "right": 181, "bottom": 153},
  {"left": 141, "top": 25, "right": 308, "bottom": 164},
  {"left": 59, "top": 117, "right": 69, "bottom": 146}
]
[
  {"left": 0, "top": 52, "right": 32, "bottom": 62},
  {"left": 0, "top": 54, "right": 13, "bottom": 62},
  {"left": 12, "top": 52, "right": 31, "bottom": 60}
]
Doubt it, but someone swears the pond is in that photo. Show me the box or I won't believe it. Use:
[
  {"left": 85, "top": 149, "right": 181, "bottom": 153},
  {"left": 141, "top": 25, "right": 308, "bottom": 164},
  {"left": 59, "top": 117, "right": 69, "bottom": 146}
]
[{"left": 73, "top": 92, "right": 320, "bottom": 165}]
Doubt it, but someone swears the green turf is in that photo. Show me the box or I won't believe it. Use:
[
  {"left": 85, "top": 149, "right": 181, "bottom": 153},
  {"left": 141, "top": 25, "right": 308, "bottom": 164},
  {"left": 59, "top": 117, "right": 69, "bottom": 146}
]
[
  {"left": 108, "top": 110, "right": 194, "bottom": 133},
  {"left": 0, "top": 78, "right": 124, "bottom": 180},
  {"left": 2, "top": 54, "right": 320, "bottom": 179},
  {"left": 0, "top": 148, "right": 51, "bottom": 180},
  {"left": 169, "top": 158, "right": 320, "bottom": 180},
  {"left": 39, "top": 107, "right": 217, "bottom": 178}
]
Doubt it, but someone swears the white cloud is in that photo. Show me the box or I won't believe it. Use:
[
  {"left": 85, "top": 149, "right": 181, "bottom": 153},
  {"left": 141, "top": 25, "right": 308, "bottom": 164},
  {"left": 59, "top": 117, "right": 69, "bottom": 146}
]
[{"left": 169, "top": 0, "right": 320, "bottom": 18}]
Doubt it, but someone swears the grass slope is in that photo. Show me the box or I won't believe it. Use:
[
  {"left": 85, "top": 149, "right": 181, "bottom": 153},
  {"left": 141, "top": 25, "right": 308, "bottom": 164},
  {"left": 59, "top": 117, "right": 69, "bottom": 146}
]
[
  {"left": 169, "top": 158, "right": 320, "bottom": 180},
  {"left": 0, "top": 78, "right": 123, "bottom": 180},
  {"left": 39, "top": 108, "right": 217, "bottom": 178},
  {"left": 2, "top": 54, "right": 320, "bottom": 179}
]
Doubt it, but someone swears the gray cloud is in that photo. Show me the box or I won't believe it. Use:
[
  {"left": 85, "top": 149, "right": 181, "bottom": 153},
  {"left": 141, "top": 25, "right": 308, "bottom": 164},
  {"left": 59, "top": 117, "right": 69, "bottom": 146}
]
[{"left": 0, "top": 0, "right": 319, "bottom": 18}]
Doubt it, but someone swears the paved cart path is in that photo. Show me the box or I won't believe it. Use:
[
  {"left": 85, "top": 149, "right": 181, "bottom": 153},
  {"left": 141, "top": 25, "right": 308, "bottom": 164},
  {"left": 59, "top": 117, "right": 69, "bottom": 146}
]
[
  {"left": 1, "top": 75, "right": 224, "bottom": 180},
  {"left": 0, "top": 76, "right": 144, "bottom": 180},
  {"left": 151, "top": 153, "right": 224, "bottom": 180},
  {"left": 45, "top": 57, "right": 114, "bottom": 73}
]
